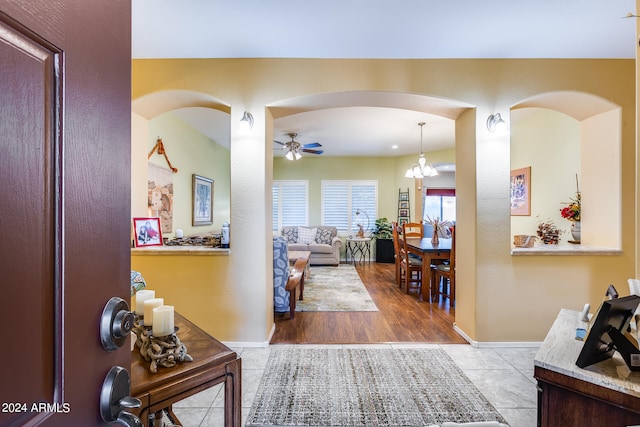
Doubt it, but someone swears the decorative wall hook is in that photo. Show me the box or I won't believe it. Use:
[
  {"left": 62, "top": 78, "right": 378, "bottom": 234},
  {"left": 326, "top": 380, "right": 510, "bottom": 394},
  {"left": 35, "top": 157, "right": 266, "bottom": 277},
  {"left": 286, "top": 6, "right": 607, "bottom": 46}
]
[{"left": 148, "top": 137, "right": 178, "bottom": 173}]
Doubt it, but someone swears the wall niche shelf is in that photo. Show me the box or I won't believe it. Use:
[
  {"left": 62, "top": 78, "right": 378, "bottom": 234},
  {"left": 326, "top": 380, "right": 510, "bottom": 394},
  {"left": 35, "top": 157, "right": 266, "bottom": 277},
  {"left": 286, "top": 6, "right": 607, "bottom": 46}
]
[
  {"left": 131, "top": 246, "right": 230, "bottom": 256},
  {"left": 511, "top": 244, "right": 621, "bottom": 256}
]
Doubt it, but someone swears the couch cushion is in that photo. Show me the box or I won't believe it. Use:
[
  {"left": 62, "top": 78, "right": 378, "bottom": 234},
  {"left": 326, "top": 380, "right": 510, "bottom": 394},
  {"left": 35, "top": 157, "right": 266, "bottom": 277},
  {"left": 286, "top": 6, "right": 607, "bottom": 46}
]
[
  {"left": 315, "top": 227, "right": 334, "bottom": 244},
  {"left": 287, "top": 243, "right": 308, "bottom": 252},
  {"left": 307, "top": 243, "right": 334, "bottom": 254},
  {"left": 282, "top": 227, "right": 297, "bottom": 243},
  {"left": 297, "top": 227, "right": 317, "bottom": 244}
]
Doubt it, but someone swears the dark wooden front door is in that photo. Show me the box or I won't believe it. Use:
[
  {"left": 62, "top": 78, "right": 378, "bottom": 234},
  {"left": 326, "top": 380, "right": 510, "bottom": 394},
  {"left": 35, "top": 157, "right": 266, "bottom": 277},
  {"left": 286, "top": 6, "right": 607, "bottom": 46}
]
[{"left": 0, "top": 2, "right": 131, "bottom": 425}]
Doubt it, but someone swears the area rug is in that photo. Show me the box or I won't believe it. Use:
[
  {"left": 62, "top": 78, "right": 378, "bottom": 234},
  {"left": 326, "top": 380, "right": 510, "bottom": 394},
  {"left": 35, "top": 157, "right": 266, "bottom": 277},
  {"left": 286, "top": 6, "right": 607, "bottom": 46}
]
[
  {"left": 246, "top": 347, "right": 508, "bottom": 427},
  {"left": 295, "top": 264, "right": 378, "bottom": 312}
]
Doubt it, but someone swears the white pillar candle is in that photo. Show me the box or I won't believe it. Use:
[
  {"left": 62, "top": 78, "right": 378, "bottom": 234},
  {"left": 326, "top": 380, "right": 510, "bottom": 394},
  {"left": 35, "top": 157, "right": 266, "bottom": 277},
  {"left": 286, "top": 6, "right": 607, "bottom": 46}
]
[
  {"left": 175, "top": 229, "right": 183, "bottom": 238},
  {"left": 143, "top": 298, "right": 164, "bottom": 326},
  {"left": 134, "top": 289, "right": 155, "bottom": 315},
  {"left": 152, "top": 305, "right": 174, "bottom": 337}
]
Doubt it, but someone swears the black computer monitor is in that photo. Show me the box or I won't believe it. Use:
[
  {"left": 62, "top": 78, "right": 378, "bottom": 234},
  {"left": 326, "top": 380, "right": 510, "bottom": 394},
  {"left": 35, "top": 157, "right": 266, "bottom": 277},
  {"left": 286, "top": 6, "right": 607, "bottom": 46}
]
[{"left": 576, "top": 294, "right": 640, "bottom": 371}]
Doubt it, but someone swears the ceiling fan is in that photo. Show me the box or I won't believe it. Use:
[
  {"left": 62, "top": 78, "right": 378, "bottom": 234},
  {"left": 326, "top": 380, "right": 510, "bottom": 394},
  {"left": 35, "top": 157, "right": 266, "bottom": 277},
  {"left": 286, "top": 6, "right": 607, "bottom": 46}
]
[{"left": 274, "top": 133, "right": 324, "bottom": 160}]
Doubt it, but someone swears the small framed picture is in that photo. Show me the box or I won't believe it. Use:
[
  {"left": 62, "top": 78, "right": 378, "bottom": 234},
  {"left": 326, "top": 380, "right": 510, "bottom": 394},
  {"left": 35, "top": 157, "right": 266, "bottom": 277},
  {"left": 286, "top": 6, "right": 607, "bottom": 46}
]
[
  {"left": 400, "top": 193, "right": 409, "bottom": 201},
  {"left": 193, "top": 174, "right": 213, "bottom": 226},
  {"left": 398, "top": 217, "right": 409, "bottom": 226},
  {"left": 399, "top": 209, "right": 408, "bottom": 217},
  {"left": 510, "top": 166, "right": 531, "bottom": 216},
  {"left": 400, "top": 201, "right": 408, "bottom": 209},
  {"left": 133, "top": 217, "right": 163, "bottom": 247}
]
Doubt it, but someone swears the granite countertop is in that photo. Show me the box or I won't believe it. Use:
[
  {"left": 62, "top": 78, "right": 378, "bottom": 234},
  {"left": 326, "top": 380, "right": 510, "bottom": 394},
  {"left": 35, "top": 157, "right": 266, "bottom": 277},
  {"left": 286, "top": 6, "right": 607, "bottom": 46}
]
[
  {"left": 511, "top": 244, "right": 622, "bottom": 256},
  {"left": 534, "top": 308, "right": 640, "bottom": 397}
]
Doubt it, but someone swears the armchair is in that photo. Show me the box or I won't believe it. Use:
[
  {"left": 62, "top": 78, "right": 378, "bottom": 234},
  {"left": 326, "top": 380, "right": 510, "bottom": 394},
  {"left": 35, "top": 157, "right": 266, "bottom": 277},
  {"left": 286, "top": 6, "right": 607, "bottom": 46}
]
[{"left": 273, "top": 236, "right": 307, "bottom": 319}]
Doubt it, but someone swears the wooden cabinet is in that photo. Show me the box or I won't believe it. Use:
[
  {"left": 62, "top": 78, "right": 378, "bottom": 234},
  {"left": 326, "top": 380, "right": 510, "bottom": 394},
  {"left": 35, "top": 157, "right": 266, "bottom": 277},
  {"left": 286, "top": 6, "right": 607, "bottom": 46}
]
[{"left": 534, "top": 309, "right": 640, "bottom": 426}]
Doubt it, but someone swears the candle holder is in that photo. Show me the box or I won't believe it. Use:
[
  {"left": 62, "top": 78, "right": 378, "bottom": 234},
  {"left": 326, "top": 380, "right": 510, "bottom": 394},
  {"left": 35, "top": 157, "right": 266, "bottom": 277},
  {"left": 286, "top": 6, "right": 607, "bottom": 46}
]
[{"left": 132, "top": 315, "right": 192, "bottom": 373}]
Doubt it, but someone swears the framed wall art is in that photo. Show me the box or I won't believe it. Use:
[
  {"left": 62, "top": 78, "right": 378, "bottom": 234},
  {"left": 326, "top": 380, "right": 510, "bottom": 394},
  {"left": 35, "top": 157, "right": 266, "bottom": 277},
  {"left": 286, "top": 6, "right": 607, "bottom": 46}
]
[
  {"left": 133, "top": 217, "right": 163, "bottom": 247},
  {"left": 510, "top": 166, "right": 531, "bottom": 216},
  {"left": 192, "top": 174, "right": 213, "bottom": 226}
]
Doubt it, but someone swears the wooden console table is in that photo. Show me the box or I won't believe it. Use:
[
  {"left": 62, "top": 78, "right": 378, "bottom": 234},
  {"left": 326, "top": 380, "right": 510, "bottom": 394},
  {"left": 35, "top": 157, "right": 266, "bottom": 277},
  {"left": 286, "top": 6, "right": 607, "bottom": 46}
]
[
  {"left": 534, "top": 308, "right": 640, "bottom": 426},
  {"left": 131, "top": 312, "right": 242, "bottom": 426}
]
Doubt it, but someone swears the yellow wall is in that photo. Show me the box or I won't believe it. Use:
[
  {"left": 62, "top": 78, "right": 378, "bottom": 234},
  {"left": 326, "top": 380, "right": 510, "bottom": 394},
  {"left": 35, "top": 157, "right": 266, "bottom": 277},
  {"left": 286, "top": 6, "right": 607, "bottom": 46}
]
[
  {"left": 511, "top": 109, "right": 581, "bottom": 239},
  {"left": 130, "top": 253, "right": 243, "bottom": 342},
  {"left": 131, "top": 58, "right": 636, "bottom": 344}
]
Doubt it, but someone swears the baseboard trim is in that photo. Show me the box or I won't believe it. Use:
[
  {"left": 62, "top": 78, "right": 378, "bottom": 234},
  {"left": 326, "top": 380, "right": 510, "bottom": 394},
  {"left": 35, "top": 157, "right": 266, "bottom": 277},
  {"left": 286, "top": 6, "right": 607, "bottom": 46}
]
[
  {"left": 454, "top": 323, "right": 542, "bottom": 348},
  {"left": 222, "top": 323, "right": 275, "bottom": 348}
]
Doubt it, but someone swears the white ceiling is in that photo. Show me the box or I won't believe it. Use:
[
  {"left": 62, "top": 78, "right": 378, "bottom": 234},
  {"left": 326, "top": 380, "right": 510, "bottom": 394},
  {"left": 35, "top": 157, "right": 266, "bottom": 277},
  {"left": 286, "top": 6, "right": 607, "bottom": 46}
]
[{"left": 133, "top": 0, "right": 637, "bottom": 158}]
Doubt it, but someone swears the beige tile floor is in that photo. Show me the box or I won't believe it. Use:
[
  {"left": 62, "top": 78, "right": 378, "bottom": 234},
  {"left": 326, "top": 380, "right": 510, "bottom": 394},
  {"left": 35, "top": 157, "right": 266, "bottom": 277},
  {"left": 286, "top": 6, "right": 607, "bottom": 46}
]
[{"left": 169, "top": 344, "right": 539, "bottom": 427}]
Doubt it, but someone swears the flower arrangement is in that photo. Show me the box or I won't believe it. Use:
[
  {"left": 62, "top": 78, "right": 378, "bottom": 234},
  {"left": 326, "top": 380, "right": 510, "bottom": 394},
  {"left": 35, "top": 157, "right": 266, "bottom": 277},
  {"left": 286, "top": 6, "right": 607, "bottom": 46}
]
[
  {"left": 425, "top": 216, "right": 452, "bottom": 235},
  {"left": 560, "top": 175, "right": 581, "bottom": 222},
  {"left": 425, "top": 216, "right": 452, "bottom": 244}
]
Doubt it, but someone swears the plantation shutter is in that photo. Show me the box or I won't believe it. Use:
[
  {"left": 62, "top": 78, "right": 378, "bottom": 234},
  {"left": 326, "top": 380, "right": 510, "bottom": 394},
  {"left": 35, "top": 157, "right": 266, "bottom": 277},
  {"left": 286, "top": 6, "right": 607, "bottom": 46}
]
[
  {"left": 322, "top": 180, "right": 377, "bottom": 233},
  {"left": 273, "top": 181, "right": 308, "bottom": 231}
]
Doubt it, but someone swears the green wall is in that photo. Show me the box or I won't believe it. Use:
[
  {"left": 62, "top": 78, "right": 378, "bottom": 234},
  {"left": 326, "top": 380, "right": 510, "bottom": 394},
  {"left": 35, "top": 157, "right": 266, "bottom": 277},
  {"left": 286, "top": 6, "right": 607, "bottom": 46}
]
[
  {"left": 147, "top": 112, "right": 231, "bottom": 237},
  {"left": 273, "top": 148, "right": 456, "bottom": 227}
]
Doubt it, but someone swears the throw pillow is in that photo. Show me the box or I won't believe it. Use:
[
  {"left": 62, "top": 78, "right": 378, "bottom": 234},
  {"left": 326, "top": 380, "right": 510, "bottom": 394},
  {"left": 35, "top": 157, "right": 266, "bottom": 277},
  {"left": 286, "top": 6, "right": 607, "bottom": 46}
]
[
  {"left": 315, "top": 228, "right": 333, "bottom": 245},
  {"left": 282, "top": 227, "right": 297, "bottom": 243},
  {"left": 297, "top": 227, "right": 317, "bottom": 245}
]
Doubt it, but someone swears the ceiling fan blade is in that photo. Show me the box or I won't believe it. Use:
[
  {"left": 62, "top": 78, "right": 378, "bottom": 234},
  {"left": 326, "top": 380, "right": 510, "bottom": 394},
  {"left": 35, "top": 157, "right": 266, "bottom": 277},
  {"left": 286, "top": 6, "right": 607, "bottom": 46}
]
[
  {"left": 274, "top": 140, "right": 286, "bottom": 146},
  {"left": 302, "top": 142, "right": 322, "bottom": 148},
  {"left": 301, "top": 149, "right": 324, "bottom": 155}
]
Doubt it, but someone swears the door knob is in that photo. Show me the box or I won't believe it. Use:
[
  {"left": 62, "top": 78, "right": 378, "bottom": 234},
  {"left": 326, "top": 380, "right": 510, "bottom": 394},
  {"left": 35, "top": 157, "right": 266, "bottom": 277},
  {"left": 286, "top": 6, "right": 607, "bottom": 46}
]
[
  {"left": 101, "top": 297, "right": 135, "bottom": 351},
  {"left": 100, "top": 366, "right": 142, "bottom": 426}
]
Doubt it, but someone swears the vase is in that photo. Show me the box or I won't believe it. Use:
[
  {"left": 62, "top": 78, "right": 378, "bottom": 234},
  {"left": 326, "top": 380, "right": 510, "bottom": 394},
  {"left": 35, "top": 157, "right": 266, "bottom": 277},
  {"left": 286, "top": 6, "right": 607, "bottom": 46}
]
[
  {"left": 571, "top": 221, "right": 581, "bottom": 243},
  {"left": 431, "top": 229, "right": 439, "bottom": 245}
]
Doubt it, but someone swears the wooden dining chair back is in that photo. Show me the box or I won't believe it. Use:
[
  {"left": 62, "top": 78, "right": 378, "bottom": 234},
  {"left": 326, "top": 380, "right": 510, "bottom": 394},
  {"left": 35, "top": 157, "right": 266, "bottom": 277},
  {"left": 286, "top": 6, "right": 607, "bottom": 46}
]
[
  {"left": 391, "top": 221, "right": 402, "bottom": 288},
  {"left": 398, "top": 226, "right": 423, "bottom": 295},
  {"left": 432, "top": 225, "right": 456, "bottom": 305},
  {"left": 402, "top": 222, "right": 423, "bottom": 239}
]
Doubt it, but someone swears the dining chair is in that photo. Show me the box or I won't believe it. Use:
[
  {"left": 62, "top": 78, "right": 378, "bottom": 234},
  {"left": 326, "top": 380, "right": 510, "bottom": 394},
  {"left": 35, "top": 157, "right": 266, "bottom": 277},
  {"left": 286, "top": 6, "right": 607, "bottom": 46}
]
[
  {"left": 432, "top": 225, "right": 455, "bottom": 305},
  {"left": 397, "top": 225, "right": 423, "bottom": 295},
  {"left": 402, "top": 222, "right": 423, "bottom": 238},
  {"left": 391, "top": 221, "right": 402, "bottom": 288}
]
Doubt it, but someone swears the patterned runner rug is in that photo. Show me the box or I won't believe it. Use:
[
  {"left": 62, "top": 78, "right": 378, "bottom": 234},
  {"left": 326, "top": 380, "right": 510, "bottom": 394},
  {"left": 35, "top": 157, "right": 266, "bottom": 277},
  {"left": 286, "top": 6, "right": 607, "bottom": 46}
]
[
  {"left": 296, "top": 264, "right": 378, "bottom": 312},
  {"left": 246, "top": 347, "right": 508, "bottom": 427}
]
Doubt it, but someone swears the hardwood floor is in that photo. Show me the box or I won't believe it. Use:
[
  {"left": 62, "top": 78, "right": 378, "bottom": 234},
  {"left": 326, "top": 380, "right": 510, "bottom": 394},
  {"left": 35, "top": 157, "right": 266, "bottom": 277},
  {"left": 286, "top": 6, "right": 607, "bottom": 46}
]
[{"left": 271, "top": 262, "right": 468, "bottom": 344}]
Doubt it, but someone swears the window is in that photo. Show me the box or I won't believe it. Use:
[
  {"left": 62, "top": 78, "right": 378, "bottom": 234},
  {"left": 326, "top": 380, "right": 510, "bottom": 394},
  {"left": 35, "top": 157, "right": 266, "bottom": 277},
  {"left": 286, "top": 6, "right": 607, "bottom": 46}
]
[
  {"left": 423, "top": 188, "right": 456, "bottom": 223},
  {"left": 321, "top": 180, "right": 377, "bottom": 233},
  {"left": 272, "top": 180, "right": 308, "bottom": 231}
]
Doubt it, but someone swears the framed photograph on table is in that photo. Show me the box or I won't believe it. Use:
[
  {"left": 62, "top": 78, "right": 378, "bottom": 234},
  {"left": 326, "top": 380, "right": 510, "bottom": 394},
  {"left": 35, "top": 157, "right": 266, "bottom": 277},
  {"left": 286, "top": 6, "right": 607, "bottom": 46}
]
[
  {"left": 510, "top": 167, "right": 531, "bottom": 216},
  {"left": 192, "top": 174, "right": 213, "bottom": 226},
  {"left": 133, "top": 217, "right": 163, "bottom": 247}
]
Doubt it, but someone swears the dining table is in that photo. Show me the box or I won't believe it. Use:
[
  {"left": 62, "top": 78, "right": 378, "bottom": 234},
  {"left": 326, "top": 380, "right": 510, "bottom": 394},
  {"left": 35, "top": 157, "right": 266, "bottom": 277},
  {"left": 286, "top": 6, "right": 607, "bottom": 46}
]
[{"left": 405, "top": 237, "right": 452, "bottom": 302}]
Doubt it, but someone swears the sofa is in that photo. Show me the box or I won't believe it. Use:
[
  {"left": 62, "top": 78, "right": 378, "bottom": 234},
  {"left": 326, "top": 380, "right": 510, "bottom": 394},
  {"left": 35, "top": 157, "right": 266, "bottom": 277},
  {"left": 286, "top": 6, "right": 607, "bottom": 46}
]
[{"left": 281, "top": 225, "right": 342, "bottom": 266}]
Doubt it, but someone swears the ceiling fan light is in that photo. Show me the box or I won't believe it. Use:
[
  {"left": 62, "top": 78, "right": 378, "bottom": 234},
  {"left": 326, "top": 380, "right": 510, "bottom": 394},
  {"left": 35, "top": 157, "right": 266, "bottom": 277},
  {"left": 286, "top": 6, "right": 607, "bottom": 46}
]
[
  {"left": 294, "top": 152, "right": 302, "bottom": 160},
  {"left": 285, "top": 151, "right": 295, "bottom": 161}
]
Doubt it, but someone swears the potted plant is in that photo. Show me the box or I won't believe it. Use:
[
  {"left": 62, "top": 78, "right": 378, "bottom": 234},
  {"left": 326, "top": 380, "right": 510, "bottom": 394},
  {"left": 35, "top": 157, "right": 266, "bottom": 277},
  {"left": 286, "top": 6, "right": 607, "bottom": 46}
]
[{"left": 372, "top": 217, "right": 394, "bottom": 263}]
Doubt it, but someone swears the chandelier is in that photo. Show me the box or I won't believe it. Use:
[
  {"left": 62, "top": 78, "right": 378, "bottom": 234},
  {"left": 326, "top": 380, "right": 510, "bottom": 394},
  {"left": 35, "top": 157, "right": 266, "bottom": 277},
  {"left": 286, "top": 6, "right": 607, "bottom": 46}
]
[{"left": 405, "top": 122, "right": 438, "bottom": 179}]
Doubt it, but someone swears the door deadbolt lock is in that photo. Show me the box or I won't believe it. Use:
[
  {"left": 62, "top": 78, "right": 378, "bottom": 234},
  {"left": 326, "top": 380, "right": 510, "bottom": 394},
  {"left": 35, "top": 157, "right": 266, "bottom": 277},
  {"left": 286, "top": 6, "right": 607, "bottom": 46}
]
[
  {"left": 100, "top": 366, "right": 142, "bottom": 427},
  {"left": 101, "top": 297, "right": 135, "bottom": 352}
]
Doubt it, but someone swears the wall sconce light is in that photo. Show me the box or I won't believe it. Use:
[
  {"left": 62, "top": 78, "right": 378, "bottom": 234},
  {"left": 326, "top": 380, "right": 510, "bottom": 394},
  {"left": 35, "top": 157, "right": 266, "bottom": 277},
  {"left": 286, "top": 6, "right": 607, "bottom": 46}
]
[
  {"left": 239, "top": 111, "right": 254, "bottom": 134},
  {"left": 486, "top": 113, "right": 508, "bottom": 134}
]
